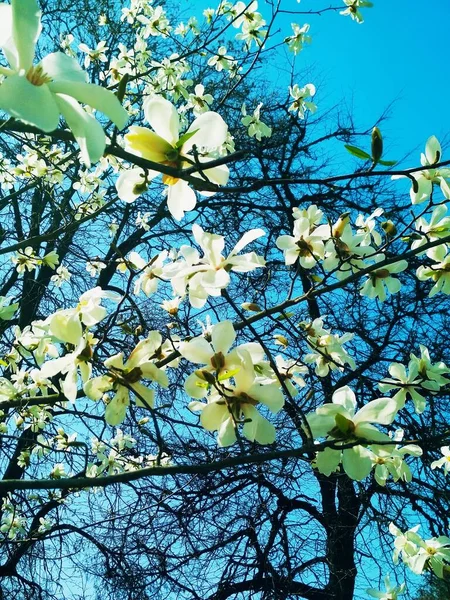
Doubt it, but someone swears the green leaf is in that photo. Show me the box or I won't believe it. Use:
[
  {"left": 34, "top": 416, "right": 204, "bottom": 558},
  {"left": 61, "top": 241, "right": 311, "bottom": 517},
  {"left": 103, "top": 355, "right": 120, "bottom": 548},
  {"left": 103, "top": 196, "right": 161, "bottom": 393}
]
[
  {"left": 378, "top": 159, "right": 398, "bottom": 167},
  {"left": 176, "top": 128, "right": 199, "bottom": 148},
  {"left": 344, "top": 145, "right": 371, "bottom": 160}
]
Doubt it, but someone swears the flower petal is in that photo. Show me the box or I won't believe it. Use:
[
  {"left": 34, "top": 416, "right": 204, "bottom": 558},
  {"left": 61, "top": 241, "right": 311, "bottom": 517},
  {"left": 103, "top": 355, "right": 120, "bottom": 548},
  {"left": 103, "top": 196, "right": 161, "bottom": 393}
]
[
  {"left": 48, "top": 81, "right": 128, "bottom": 129},
  {"left": 41, "top": 52, "right": 87, "bottom": 83},
  {"left": 167, "top": 180, "right": 196, "bottom": 221},
  {"left": 342, "top": 446, "right": 373, "bottom": 480},
  {"left": 55, "top": 93, "right": 105, "bottom": 167},
  {"left": 125, "top": 126, "right": 172, "bottom": 163},
  {"left": 183, "top": 111, "right": 228, "bottom": 152},
  {"left": 211, "top": 321, "right": 236, "bottom": 355},
  {"left": 12, "top": 0, "right": 41, "bottom": 72},
  {"left": 144, "top": 95, "right": 179, "bottom": 145},
  {"left": 0, "top": 74, "right": 59, "bottom": 132}
]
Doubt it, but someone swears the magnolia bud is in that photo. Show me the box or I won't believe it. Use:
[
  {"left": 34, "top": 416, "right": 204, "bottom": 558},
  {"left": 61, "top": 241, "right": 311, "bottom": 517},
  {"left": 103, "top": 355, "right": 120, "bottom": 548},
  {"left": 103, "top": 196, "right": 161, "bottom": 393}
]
[
  {"left": 381, "top": 220, "right": 397, "bottom": 237},
  {"left": 241, "top": 302, "right": 262, "bottom": 312},
  {"left": 371, "top": 127, "right": 383, "bottom": 164}
]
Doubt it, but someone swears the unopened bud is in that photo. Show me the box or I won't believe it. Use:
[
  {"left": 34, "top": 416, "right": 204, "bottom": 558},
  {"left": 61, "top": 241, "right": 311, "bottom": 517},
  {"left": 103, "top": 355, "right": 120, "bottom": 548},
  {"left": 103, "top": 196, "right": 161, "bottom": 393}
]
[
  {"left": 241, "top": 302, "right": 262, "bottom": 312},
  {"left": 381, "top": 220, "right": 397, "bottom": 237},
  {"left": 371, "top": 127, "right": 383, "bottom": 164}
]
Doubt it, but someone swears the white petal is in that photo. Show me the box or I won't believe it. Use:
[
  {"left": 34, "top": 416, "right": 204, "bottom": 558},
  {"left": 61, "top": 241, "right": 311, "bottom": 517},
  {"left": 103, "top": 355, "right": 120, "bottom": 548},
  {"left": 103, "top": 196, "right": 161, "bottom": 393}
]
[
  {"left": 342, "top": 446, "right": 373, "bottom": 480},
  {"left": 353, "top": 398, "right": 398, "bottom": 425},
  {"left": 247, "top": 382, "right": 284, "bottom": 413},
  {"left": 179, "top": 337, "right": 213, "bottom": 364},
  {"left": 315, "top": 447, "right": 341, "bottom": 476},
  {"left": 48, "top": 81, "right": 128, "bottom": 129},
  {"left": 200, "top": 401, "right": 228, "bottom": 431},
  {"left": 332, "top": 386, "right": 357, "bottom": 414},
  {"left": 41, "top": 52, "right": 87, "bottom": 83},
  {"left": 182, "top": 111, "right": 228, "bottom": 152},
  {"left": 55, "top": 93, "right": 105, "bottom": 167},
  {"left": 425, "top": 135, "right": 441, "bottom": 165},
  {"left": 211, "top": 321, "right": 236, "bottom": 355},
  {"left": 12, "top": 0, "right": 41, "bottom": 71},
  {"left": 116, "top": 168, "right": 152, "bottom": 203},
  {"left": 144, "top": 95, "right": 179, "bottom": 145},
  {"left": 242, "top": 405, "right": 276, "bottom": 445},
  {"left": 105, "top": 388, "right": 129, "bottom": 426},
  {"left": 0, "top": 74, "right": 59, "bottom": 132},
  {"left": 167, "top": 180, "right": 196, "bottom": 220},
  {"left": 0, "top": 5, "right": 12, "bottom": 49},
  {"left": 229, "top": 229, "right": 265, "bottom": 257},
  {"left": 131, "top": 382, "right": 155, "bottom": 409},
  {"left": 184, "top": 372, "right": 209, "bottom": 398}
]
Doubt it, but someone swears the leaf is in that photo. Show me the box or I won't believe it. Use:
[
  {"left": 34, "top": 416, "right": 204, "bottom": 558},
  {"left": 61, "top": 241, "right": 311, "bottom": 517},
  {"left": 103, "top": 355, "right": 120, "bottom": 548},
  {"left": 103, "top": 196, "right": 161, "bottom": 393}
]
[
  {"left": 378, "top": 159, "right": 398, "bottom": 167},
  {"left": 176, "top": 128, "right": 200, "bottom": 148},
  {"left": 344, "top": 144, "right": 371, "bottom": 160}
]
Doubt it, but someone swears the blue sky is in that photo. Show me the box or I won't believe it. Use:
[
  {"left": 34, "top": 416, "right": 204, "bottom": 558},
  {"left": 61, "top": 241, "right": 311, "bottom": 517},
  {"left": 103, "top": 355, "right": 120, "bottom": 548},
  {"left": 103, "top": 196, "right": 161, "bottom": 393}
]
[{"left": 192, "top": 0, "right": 449, "bottom": 161}]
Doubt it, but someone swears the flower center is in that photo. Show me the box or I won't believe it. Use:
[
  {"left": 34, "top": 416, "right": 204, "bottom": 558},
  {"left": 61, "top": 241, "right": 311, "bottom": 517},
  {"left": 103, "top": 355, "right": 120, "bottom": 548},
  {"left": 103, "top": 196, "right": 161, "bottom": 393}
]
[{"left": 26, "top": 65, "right": 52, "bottom": 86}]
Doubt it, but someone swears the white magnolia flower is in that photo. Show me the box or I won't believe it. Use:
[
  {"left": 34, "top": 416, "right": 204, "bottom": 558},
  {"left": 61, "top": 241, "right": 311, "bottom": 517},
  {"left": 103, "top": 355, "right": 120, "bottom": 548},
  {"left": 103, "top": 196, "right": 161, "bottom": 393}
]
[
  {"left": 284, "top": 23, "right": 311, "bottom": 55},
  {"left": 288, "top": 83, "right": 317, "bottom": 117},
  {"left": 84, "top": 332, "right": 169, "bottom": 426},
  {"left": 355, "top": 207, "right": 384, "bottom": 246},
  {"left": 307, "top": 386, "right": 398, "bottom": 480},
  {"left": 340, "top": 0, "right": 373, "bottom": 24},
  {"left": 392, "top": 136, "right": 450, "bottom": 204},
  {"left": 276, "top": 217, "right": 329, "bottom": 268},
  {"left": 366, "top": 574, "right": 405, "bottom": 600},
  {"left": 241, "top": 103, "right": 272, "bottom": 141},
  {"left": 431, "top": 446, "right": 450, "bottom": 475},
  {"left": 359, "top": 255, "right": 408, "bottom": 302},
  {"left": 411, "top": 204, "right": 450, "bottom": 257},
  {"left": 0, "top": 0, "right": 128, "bottom": 165},
  {"left": 164, "top": 225, "right": 265, "bottom": 308},
  {"left": 417, "top": 244, "right": 450, "bottom": 296},
  {"left": 189, "top": 348, "right": 284, "bottom": 447},
  {"left": 119, "top": 95, "right": 229, "bottom": 220},
  {"left": 49, "top": 287, "right": 120, "bottom": 345}
]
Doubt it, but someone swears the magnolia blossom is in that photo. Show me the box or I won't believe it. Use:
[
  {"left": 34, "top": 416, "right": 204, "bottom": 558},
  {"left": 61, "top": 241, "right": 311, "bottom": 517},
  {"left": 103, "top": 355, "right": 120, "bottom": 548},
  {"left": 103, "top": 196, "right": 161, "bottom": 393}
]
[
  {"left": 39, "top": 334, "right": 97, "bottom": 402},
  {"left": 366, "top": 575, "right": 405, "bottom": 600},
  {"left": 392, "top": 136, "right": 450, "bottom": 204},
  {"left": 417, "top": 245, "right": 450, "bottom": 296},
  {"left": 306, "top": 386, "right": 398, "bottom": 480},
  {"left": 379, "top": 347, "right": 450, "bottom": 413},
  {"left": 284, "top": 23, "right": 311, "bottom": 55},
  {"left": 241, "top": 103, "right": 272, "bottom": 140},
  {"left": 340, "top": 0, "right": 373, "bottom": 24},
  {"left": 189, "top": 348, "right": 284, "bottom": 447},
  {"left": 179, "top": 321, "right": 260, "bottom": 398},
  {"left": 390, "top": 524, "right": 450, "bottom": 579},
  {"left": 323, "top": 224, "right": 373, "bottom": 280},
  {"left": 125, "top": 250, "right": 168, "bottom": 296},
  {"left": 276, "top": 217, "right": 329, "bottom": 268},
  {"left": 163, "top": 225, "right": 266, "bottom": 308},
  {"left": 49, "top": 287, "right": 120, "bottom": 345},
  {"left": 411, "top": 204, "right": 450, "bottom": 257},
  {"left": 369, "top": 434, "right": 422, "bottom": 486},
  {"left": 118, "top": 95, "right": 229, "bottom": 220},
  {"left": 84, "top": 332, "right": 169, "bottom": 426},
  {"left": 0, "top": 0, "right": 128, "bottom": 165},
  {"left": 431, "top": 446, "right": 450, "bottom": 475},
  {"left": 288, "top": 83, "right": 317, "bottom": 117},
  {"left": 355, "top": 207, "right": 384, "bottom": 246},
  {"left": 360, "top": 255, "right": 408, "bottom": 302}
]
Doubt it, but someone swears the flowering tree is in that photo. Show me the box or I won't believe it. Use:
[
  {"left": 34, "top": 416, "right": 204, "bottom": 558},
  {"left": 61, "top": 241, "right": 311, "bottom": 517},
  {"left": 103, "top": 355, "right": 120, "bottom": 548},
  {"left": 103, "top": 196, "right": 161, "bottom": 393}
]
[{"left": 0, "top": 0, "right": 449, "bottom": 599}]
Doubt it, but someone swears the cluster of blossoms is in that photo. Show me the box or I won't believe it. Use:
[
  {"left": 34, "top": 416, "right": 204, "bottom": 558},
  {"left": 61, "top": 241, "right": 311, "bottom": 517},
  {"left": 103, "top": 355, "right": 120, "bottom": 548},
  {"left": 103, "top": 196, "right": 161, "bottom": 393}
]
[
  {"left": 389, "top": 523, "right": 450, "bottom": 579},
  {"left": 276, "top": 203, "right": 408, "bottom": 302},
  {"left": 117, "top": 224, "right": 266, "bottom": 309},
  {"left": 181, "top": 320, "right": 284, "bottom": 446},
  {"left": 378, "top": 345, "right": 450, "bottom": 413},
  {"left": 300, "top": 316, "right": 356, "bottom": 377}
]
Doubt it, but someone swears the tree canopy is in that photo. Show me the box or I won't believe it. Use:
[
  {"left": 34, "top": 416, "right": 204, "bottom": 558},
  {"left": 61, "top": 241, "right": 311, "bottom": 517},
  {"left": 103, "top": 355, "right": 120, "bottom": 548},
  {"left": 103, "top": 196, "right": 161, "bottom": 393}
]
[{"left": 0, "top": 1, "right": 449, "bottom": 599}]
